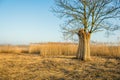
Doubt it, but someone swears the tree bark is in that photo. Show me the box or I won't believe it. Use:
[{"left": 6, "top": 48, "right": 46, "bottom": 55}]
[{"left": 76, "top": 29, "right": 91, "bottom": 61}]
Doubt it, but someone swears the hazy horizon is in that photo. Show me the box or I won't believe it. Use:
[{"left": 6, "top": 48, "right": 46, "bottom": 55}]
[{"left": 0, "top": 0, "right": 120, "bottom": 45}]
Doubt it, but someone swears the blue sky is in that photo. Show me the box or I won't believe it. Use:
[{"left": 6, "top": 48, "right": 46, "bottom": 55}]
[{"left": 0, "top": 0, "right": 120, "bottom": 44}]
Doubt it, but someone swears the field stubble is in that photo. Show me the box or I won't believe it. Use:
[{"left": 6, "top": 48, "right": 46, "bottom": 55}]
[{"left": 0, "top": 53, "right": 120, "bottom": 80}]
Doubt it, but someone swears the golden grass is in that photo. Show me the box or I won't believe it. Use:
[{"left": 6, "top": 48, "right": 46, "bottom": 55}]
[
  {"left": 29, "top": 42, "right": 77, "bottom": 56},
  {"left": 0, "top": 53, "right": 120, "bottom": 80},
  {"left": 0, "top": 45, "right": 29, "bottom": 53},
  {"left": 29, "top": 42, "right": 120, "bottom": 57},
  {"left": 0, "top": 42, "right": 120, "bottom": 58},
  {"left": 0, "top": 42, "right": 120, "bottom": 79},
  {"left": 91, "top": 44, "right": 120, "bottom": 57}
]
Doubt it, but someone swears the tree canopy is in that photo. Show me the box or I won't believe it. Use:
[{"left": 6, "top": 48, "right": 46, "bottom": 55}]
[{"left": 53, "top": 0, "right": 120, "bottom": 39}]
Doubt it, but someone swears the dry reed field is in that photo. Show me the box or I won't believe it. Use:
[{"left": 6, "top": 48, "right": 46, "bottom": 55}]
[
  {"left": 0, "top": 42, "right": 120, "bottom": 80},
  {"left": 0, "top": 45, "right": 29, "bottom": 53},
  {"left": 0, "top": 42, "right": 120, "bottom": 57},
  {"left": 29, "top": 42, "right": 120, "bottom": 57},
  {"left": 29, "top": 42, "right": 77, "bottom": 56}
]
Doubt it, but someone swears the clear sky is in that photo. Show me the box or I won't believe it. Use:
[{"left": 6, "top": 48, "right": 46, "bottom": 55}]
[{"left": 0, "top": 0, "right": 120, "bottom": 45}]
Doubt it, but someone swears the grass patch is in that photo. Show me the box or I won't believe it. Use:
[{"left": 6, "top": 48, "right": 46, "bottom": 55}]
[{"left": 0, "top": 53, "right": 120, "bottom": 80}]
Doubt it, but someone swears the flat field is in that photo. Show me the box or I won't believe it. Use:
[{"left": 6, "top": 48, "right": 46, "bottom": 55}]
[{"left": 0, "top": 53, "right": 120, "bottom": 80}]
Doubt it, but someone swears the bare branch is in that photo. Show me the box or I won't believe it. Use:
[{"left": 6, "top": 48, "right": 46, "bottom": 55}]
[{"left": 52, "top": 0, "right": 120, "bottom": 39}]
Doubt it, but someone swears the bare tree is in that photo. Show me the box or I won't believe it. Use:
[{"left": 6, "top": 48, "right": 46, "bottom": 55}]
[{"left": 52, "top": 0, "right": 120, "bottom": 61}]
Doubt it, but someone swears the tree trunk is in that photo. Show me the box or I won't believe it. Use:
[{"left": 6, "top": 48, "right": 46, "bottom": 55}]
[{"left": 76, "top": 29, "right": 91, "bottom": 61}]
